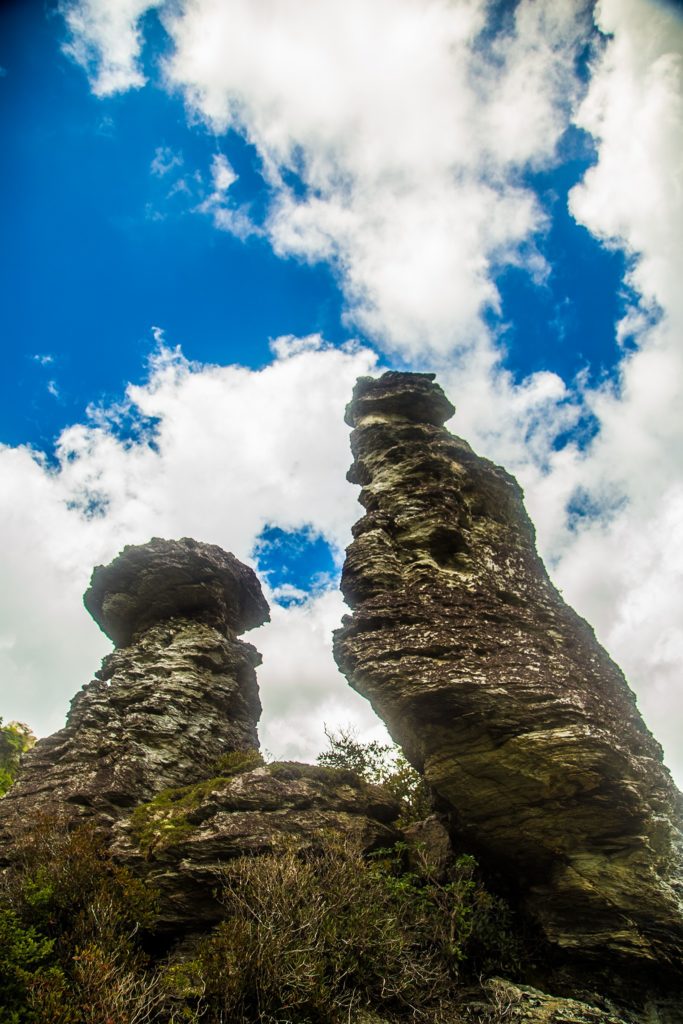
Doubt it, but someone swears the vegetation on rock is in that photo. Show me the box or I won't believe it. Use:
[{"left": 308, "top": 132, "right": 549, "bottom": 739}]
[
  {"left": 317, "top": 727, "right": 432, "bottom": 826},
  {"left": 0, "top": 816, "right": 161, "bottom": 1022},
  {"left": 0, "top": 802, "right": 522, "bottom": 1023},
  {"left": 0, "top": 720, "right": 35, "bottom": 798},
  {"left": 157, "top": 836, "right": 521, "bottom": 1022},
  {"left": 130, "top": 750, "right": 265, "bottom": 855}
]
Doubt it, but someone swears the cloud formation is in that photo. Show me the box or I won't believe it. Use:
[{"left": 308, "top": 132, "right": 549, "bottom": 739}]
[
  {"left": 62, "top": 0, "right": 163, "bottom": 96},
  {"left": 163, "top": 0, "right": 594, "bottom": 358},
  {"left": 19, "top": 0, "right": 682, "bottom": 784}
]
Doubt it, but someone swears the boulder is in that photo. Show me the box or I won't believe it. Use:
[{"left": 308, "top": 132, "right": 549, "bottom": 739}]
[
  {"left": 84, "top": 536, "right": 269, "bottom": 646},
  {"left": 110, "top": 761, "right": 401, "bottom": 932}
]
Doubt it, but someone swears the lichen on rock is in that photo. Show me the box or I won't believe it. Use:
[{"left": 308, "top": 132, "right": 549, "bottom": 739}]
[
  {"left": 0, "top": 539, "right": 269, "bottom": 852},
  {"left": 111, "top": 760, "right": 401, "bottom": 932},
  {"left": 333, "top": 371, "right": 683, "bottom": 1008}
]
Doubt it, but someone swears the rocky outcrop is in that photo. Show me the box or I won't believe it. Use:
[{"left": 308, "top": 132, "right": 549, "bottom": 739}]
[
  {"left": 0, "top": 538, "right": 269, "bottom": 854},
  {"left": 111, "top": 761, "right": 400, "bottom": 932},
  {"left": 333, "top": 373, "right": 683, "bottom": 990},
  {"left": 461, "top": 978, "right": 631, "bottom": 1024}
]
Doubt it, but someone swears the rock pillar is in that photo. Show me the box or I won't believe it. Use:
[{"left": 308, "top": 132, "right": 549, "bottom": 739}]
[
  {"left": 0, "top": 538, "right": 269, "bottom": 850},
  {"left": 333, "top": 371, "right": 683, "bottom": 977}
]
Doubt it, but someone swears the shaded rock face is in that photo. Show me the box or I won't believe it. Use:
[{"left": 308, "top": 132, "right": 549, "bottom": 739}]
[
  {"left": 111, "top": 763, "right": 400, "bottom": 933},
  {"left": 0, "top": 539, "right": 268, "bottom": 854},
  {"left": 333, "top": 372, "right": 683, "bottom": 982}
]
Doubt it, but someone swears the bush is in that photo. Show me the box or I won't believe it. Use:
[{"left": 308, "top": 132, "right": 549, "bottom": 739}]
[
  {"left": 0, "top": 907, "right": 57, "bottom": 1024},
  {"left": 0, "top": 720, "right": 35, "bottom": 798},
  {"left": 191, "top": 837, "right": 508, "bottom": 1022},
  {"left": 0, "top": 817, "right": 168, "bottom": 1024},
  {"left": 317, "top": 727, "right": 432, "bottom": 826}
]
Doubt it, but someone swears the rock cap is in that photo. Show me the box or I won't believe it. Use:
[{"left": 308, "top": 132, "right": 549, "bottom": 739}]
[
  {"left": 344, "top": 371, "right": 455, "bottom": 429},
  {"left": 84, "top": 537, "right": 269, "bottom": 646}
]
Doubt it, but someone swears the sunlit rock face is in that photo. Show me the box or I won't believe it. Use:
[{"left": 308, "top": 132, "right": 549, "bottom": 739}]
[
  {"left": 333, "top": 371, "right": 683, "bottom": 978},
  {"left": 0, "top": 539, "right": 268, "bottom": 854}
]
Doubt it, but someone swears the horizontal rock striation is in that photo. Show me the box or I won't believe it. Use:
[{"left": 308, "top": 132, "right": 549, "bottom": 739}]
[
  {"left": 333, "top": 372, "right": 683, "bottom": 984},
  {"left": 0, "top": 539, "right": 268, "bottom": 855},
  {"left": 111, "top": 761, "right": 401, "bottom": 932}
]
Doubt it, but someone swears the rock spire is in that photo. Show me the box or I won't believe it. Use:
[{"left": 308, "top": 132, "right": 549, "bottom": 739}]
[
  {"left": 333, "top": 372, "right": 683, "bottom": 982},
  {"left": 0, "top": 538, "right": 269, "bottom": 852}
]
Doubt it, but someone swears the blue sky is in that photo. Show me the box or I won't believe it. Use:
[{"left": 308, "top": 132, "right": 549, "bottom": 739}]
[
  {"left": 1, "top": 0, "right": 682, "bottom": 781},
  {"left": 1, "top": 0, "right": 347, "bottom": 453},
  {"left": 2, "top": 0, "right": 629, "bottom": 453}
]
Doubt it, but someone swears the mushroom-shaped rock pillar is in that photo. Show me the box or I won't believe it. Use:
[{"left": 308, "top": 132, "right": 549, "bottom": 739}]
[
  {"left": 0, "top": 539, "right": 270, "bottom": 850},
  {"left": 84, "top": 537, "right": 269, "bottom": 647}
]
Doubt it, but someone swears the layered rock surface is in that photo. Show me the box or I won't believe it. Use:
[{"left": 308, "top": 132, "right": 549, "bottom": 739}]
[
  {"left": 111, "top": 761, "right": 401, "bottom": 932},
  {"left": 333, "top": 372, "right": 683, "bottom": 984},
  {"left": 0, "top": 538, "right": 268, "bottom": 855}
]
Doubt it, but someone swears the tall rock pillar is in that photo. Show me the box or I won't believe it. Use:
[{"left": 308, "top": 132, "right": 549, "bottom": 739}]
[
  {"left": 0, "top": 538, "right": 269, "bottom": 850},
  {"left": 334, "top": 371, "right": 683, "bottom": 979}
]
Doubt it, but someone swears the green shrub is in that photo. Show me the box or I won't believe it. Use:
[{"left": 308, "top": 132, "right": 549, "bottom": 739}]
[
  {"left": 0, "top": 818, "right": 166, "bottom": 1024},
  {"left": 209, "top": 748, "right": 264, "bottom": 777},
  {"left": 317, "top": 727, "right": 432, "bottom": 826},
  {"left": 8, "top": 816, "right": 157, "bottom": 943},
  {"left": 190, "top": 837, "right": 508, "bottom": 1022},
  {"left": 0, "top": 908, "right": 58, "bottom": 1023}
]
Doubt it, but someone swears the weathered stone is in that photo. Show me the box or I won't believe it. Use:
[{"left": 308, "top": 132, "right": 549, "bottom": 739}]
[
  {"left": 0, "top": 540, "right": 268, "bottom": 856},
  {"left": 111, "top": 762, "right": 401, "bottom": 932},
  {"left": 402, "top": 814, "right": 454, "bottom": 881},
  {"left": 333, "top": 372, "right": 683, "bottom": 993},
  {"left": 463, "top": 978, "right": 631, "bottom": 1024},
  {"left": 84, "top": 536, "right": 269, "bottom": 647}
]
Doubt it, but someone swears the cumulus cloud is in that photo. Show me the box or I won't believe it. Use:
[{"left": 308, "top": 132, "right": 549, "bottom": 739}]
[
  {"left": 160, "top": 0, "right": 592, "bottom": 358},
  {"left": 62, "top": 0, "right": 592, "bottom": 356},
  {"left": 39, "top": 0, "right": 683, "bottom": 786},
  {"left": 0, "top": 338, "right": 384, "bottom": 755},
  {"left": 61, "top": 0, "right": 163, "bottom": 96},
  {"left": 549, "top": 0, "right": 683, "bottom": 778}
]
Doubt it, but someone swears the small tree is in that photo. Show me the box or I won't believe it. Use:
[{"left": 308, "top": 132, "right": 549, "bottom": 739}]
[
  {"left": 317, "top": 726, "right": 432, "bottom": 825},
  {"left": 0, "top": 719, "right": 35, "bottom": 797}
]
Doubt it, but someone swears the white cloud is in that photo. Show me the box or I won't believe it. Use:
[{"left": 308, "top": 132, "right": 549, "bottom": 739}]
[
  {"left": 256, "top": 589, "right": 390, "bottom": 762},
  {"left": 0, "top": 338, "right": 381, "bottom": 757},
  {"left": 158, "top": 0, "right": 591, "bottom": 357},
  {"left": 542, "top": 0, "right": 683, "bottom": 781},
  {"left": 61, "top": 0, "right": 163, "bottom": 96},
  {"left": 150, "top": 144, "right": 183, "bottom": 177},
  {"left": 61, "top": 0, "right": 592, "bottom": 355},
  {"left": 37, "top": 0, "right": 683, "bottom": 788},
  {"left": 210, "top": 152, "right": 237, "bottom": 193},
  {"left": 194, "top": 151, "right": 257, "bottom": 238}
]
